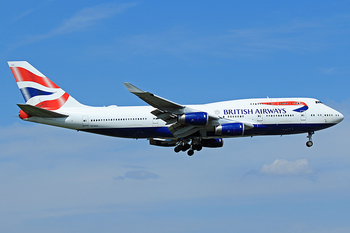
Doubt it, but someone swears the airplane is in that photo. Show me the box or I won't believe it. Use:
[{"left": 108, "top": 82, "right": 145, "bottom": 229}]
[{"left": 8, "top": 61, "right": 344, "bottom": 156}]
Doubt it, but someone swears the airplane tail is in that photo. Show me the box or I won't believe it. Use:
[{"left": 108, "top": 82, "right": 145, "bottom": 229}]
[{"left": 8, "top": 61, "right": 83, "bottom": 110}]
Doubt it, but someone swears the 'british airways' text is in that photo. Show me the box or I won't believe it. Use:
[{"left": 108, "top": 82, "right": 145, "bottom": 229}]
[{"left": 223, "top": 108, "right": 287, "bottom": 115}]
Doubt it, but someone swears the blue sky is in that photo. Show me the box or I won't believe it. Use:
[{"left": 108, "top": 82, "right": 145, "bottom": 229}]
[{"left": 1, "top": 1, "right": 350, "bottom": 232}]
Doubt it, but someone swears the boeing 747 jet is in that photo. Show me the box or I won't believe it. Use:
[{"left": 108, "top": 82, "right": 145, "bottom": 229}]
[{"left": 9, "top": 61, "right": 344, "bottom": 156}]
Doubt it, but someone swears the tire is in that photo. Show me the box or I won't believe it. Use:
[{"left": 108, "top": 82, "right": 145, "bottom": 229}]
[
  {"left": 187, "top": 150, "right": 194, "bottom": 156},
  {"left": 306, "top": 141, "right": 313, "bottom": 147},
  {"left": 184, "top": 144, "right": 191, "bottom": 151}
]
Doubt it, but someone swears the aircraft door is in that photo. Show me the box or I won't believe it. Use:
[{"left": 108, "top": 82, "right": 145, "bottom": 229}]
[
  {"left": 82, "top": 115, "right": 89, "bottom": 127},
  {"left": 152, "top": 117, "right": 158, "bottom": 126},
  {"left": 300, "top": 113, "right": 306, "bottom": 122}
]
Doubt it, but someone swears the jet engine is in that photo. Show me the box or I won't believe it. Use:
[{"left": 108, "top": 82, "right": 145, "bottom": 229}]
[
  {"left": 178, "top": 112, "right": 208, "bottom": 126},
  {"left": 149, "top": 138, "right": 177, "bottom": 147},
  {"left": 215, "top": 123, "right": 244, "bottom": 136},
  {"left": 201, "top": 138, "right": 224, "bottom": 148}
]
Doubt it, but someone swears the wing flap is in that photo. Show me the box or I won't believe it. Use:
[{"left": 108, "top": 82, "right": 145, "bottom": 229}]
[
  {"left": 167, "top": 123, "right": 200, "bottom": 138},
  {"left": 17, "top": 104, "right": 68, "bottom": 118},
  {"left": 151, "top": 109, "right": 178, "bottom": 125}
]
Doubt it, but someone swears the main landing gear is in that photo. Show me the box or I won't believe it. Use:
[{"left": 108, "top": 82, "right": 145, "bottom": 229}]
[
  {"left": 174, "top": 140, "right": 202, "bottom": 156},
  {"left": 306, "top": 131, "right": 314, "bottom": 147}
]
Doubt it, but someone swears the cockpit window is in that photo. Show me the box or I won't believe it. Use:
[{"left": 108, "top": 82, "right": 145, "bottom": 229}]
[{"left": 315, "top": 100, "right": 322, "bottom": 104}]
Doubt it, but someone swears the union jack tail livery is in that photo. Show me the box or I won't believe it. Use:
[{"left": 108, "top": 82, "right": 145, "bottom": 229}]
[
  {"left": 8, "top": 61, "right": 84, "bottom": 109},
  {"left": 8, "top": 61, "right": 344, "bottom": 156},
  {"left": 8, "top": 61, "right": 83, "bottom": 119}
]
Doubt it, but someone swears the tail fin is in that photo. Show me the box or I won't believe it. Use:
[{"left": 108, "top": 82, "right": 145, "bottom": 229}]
[{"left": 8, "top": 61, "right": 83, "bottom": 110}]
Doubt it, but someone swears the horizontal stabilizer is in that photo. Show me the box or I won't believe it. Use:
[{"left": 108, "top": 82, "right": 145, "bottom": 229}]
[{"left": 17, "top": 104, "right": 68, "bottom": 118}]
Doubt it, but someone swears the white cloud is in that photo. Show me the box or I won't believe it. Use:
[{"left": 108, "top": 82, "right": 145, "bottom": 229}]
[
  {"left": 1, "top": 119, "right": 350, "bottom": 233},
  {"left": 321, "top": 67, "right": 338, "bottom": 74},
  {"left": 102, "top": 16, "right": 350, "bottom": 61},
  {"left": 11, "top": 3, "right": 137, "bottom": 48},
  {"left": 259, "top": 158, "right": 314, "bottom": 176},
  {"left": 8, "top": 0, "right": 54, "bottom": 23},
  {"left": 50, "top": 3, "right": 136, "bottom": 36},
  {"left": 109, "top": 25, "right": 320, "bottom": 59},
  {"left": 115, "top": 170, "right": 159, "bottom": 180}
]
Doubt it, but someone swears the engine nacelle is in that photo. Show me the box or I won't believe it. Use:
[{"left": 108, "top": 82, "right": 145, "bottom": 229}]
[
  {"left": 178, "top": 112, "right": 208, "bottom": 126},
  {"left": 149, "top": 138, "right": 177, "bottom": 147},
  {"left": 215, "top": 123, "right": 244, "bottom": 136},
  {"left": 201, "top": 138, "right": 224, "bottom": 148}
]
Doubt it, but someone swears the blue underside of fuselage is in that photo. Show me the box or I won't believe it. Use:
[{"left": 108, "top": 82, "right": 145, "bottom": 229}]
[{"left": 81, "top": 123, "right": 335, "bottom": 139}]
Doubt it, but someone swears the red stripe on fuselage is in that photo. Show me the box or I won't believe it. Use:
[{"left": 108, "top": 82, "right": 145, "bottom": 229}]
[
  {"left": 10, "top": 67, "right": 59, "bottom": 88},
  {"left": 260, "top": 101, "right": 307, "bottom": 106},
  {"left": 35, "top": 92, "right": 70, "bottom": 110}
]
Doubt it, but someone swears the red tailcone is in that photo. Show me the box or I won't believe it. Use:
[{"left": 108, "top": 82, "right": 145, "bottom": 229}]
[{"left": 19, "top": 110, "right": 31, "bottom": 119}]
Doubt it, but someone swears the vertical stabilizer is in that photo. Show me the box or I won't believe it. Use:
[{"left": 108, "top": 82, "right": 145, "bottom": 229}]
[{"left": 8, "top": 61, "right": 83, "bottom": 110}]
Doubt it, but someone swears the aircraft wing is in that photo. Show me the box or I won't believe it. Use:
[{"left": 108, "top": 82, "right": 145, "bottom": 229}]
[
  {"left": 123, "top": 83, "right": 184, "bottom": 114},
  {"left": 123, "top": 83, "right": 221, "bottom": 138}
]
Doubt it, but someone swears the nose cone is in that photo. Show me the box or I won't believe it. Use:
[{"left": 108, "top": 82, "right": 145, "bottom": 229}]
[{"left": 337, "top": 112, "right": 344, "bottom": 123}]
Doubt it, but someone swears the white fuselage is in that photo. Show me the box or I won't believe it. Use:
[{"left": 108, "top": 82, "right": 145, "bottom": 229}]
[
  {"left": 23, "top": 97, "right": 344, "bottom": 139},
  {"left": 9, "top": 61, "right": 344, "bottom": 153}
]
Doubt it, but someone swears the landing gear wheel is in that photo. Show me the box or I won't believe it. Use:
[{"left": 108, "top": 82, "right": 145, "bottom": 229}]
[
  {"left": 192, "top": 144, "right": 202, "bottom": 151},
  {"left": 178, "top": 145, "right": 184, "bottom": 151},
  {"left": 183, "top": 144, "right": 191, "bottom": 151},
  {"left": 306, "top": 141, "right": 313, "bottom": 147},
  {"left": 306, "top": 132, "right": 314, "bottom": 147},
  {"left": 187, "top": 150, "right": 194, "bottom": 156},
  {"left": 174, "top": 146, "right": 181, "bottom": 153}
]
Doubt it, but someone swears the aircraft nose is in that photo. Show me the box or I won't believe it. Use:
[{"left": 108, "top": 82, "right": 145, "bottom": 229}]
[{"left": 336, "top": 112, "right": 344, "bottom": 123}]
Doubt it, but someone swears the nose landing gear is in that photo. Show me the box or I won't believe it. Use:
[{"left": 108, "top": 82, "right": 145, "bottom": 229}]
[{"left": 306, "top": 131, "right": 314, "bottom": 147}]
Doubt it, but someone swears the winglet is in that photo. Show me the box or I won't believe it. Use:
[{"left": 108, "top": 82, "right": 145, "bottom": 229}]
[{"left": 123, "top": 82, "right": 144, "bottom": 94}]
